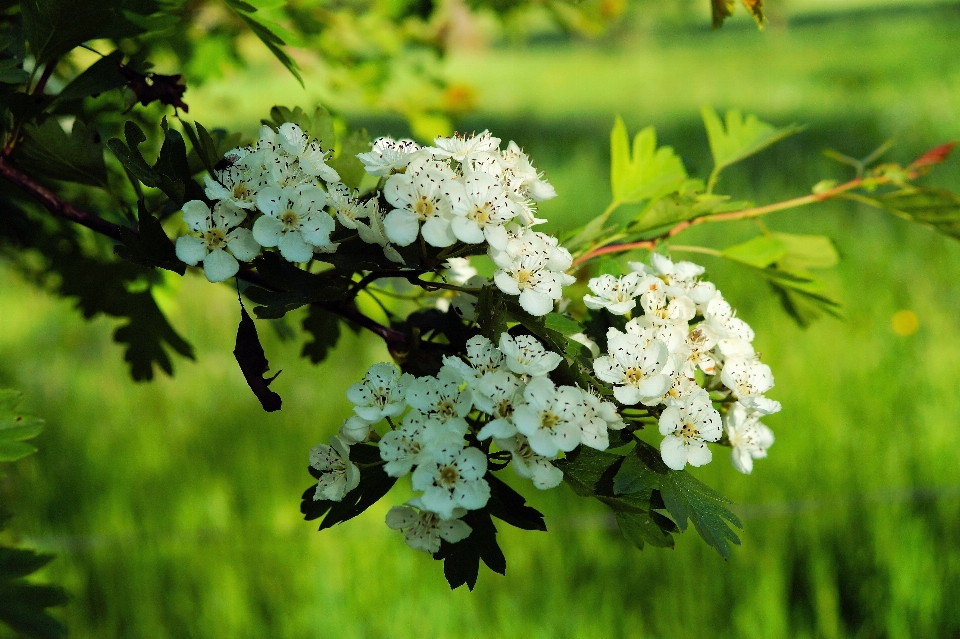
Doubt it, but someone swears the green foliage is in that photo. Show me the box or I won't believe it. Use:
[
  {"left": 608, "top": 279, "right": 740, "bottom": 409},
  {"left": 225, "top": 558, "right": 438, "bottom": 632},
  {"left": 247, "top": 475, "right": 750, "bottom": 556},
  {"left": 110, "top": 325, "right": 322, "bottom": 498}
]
[
  {"left": 0, "top": 542, "right": 68, "bottom": 639},
  {"left": 865, "top": 188, "right": 960, "bottom": 241},
  {"left": 16, "top": 119, "right": 107, "bottom": 188},
  {"left": 224, "top": 0, "right": 303, "bottom": 86},
  {"left": 610, "top": 116, "right": 690, "bottom": 207},
  {"left": 0, "top": 390, "right": 43, "bottom": 463},
  {"left": 712, "top": 0, "right": 765, "bottom": 29},
  {"left": 114, "top": 201, "right": 185, "bottom": 275},
  {"left": 702, "top": 106, "right": 804, "bottom": 192}
]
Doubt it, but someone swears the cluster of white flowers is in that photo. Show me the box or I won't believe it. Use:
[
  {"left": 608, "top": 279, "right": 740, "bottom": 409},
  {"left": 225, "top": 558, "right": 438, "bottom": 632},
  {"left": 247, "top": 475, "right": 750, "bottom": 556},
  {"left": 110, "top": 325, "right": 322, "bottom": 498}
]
[
  {"left": 587, "top": 253, "right": 778, "bottom": 473},
  {"left": 308, "top": 333, "right": 625, "bottom": 554},
  {"left": 177, "top": 127, "right": 572, "bottom": 318}
]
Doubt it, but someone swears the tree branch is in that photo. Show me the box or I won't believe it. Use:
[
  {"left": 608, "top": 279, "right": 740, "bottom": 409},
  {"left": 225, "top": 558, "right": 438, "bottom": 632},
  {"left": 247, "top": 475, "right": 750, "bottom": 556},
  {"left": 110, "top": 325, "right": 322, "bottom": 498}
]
[
  {"left": 0, "top": 157, "right": 408, "bottom": 348},
  {"left": 0, "top": 157, "right": 126, "bottom": 242}
]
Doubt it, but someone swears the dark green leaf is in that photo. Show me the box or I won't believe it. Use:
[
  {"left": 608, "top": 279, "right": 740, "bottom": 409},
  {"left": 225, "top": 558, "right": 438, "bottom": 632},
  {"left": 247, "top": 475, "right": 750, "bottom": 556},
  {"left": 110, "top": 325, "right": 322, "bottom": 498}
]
[
  {"left": 301, "top": 446, "right": 397, "bottom": 529},
  {"left": 474, "top": 285, "right": 509, "bottom": 342},
  {"left": 114, "top": 200, "right": 185, "bottom": 275},
  {"left": 300, "top": 305, "right": 342, "bottom": 365},
  {"left": 114, "top": 291, "right": 196, "bottom": 381},
  {"left": 870, "top": 188, "right": 960, "bottom": 241},
  {"left": 225, "top": 1, "right": 303, "bottom": 86},
  {"left": 107, "top": 121, "right": 158, "bottom": 187},
  {"left": 658, "top": 469, "right": 742, "bottom": 559},
  {"left": 0, "top": 539, "right": 67, "bottom": 639},
  {"left": 543, "top": 312, "right": 582, "bottom": 336},
  {"left": 616, "top": 511, "right": 676, "bottom": 550},
  {"left": 434, "top": 508, "right": 505, "bottom": 591},
  {"left": 0, "top": 59, "right": 29, "bottom": 84},
  {"left": 485, "top": 474, "right": 547, "bottom": 531},
  {"left": 17, "top": 118, "right": 107, "bottom": 187},
  {"left": 56, "top": 50, "right": 126, "bottom": 103},
  {"left": 711, "top": 0, "right": 736, "bottom": 28}
]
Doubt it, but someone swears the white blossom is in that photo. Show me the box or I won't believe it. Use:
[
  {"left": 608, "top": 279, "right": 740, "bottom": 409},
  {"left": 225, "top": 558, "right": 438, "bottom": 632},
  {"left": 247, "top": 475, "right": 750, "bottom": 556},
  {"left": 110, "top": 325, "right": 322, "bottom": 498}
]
[
  {"left": 346, "top": 362, "right": 413, "bottom": 422},
  {"left": 386, "top": 498, "right": 472, "bottom": 554},
  {"left": 496, "top": 435, "right": 563, "bottom": 489},
  {"left": 432, "top": 130, "right": 501, "bottom": 163},
  {"left": 412, "top": 442, "right": 490, "bottom": 519},
  {"left": 724, "top": 402, "right": 776, "bottom": 474},
  {"left": 512, "top": 376, "right": 585, "bottom": 458},
  {"left": 276, "top": 122, "right": 340, "bottom": 183},
  {"left": 498, "top": 333, "right": 563, "bottom": 377},
  {"left": 357, "top": 137, "right": 424, "bottom": 176},
  {"left": 405, "top": 366, "right": 473, "bottom": 435},
  {"left": 378, "top": 411, "right": 461, "bottom": 477},
  {"left": 253, "top": 185, "right": 334, "bottom": 262},
  {"left": 583, "top": 272, "right": 645, "bottom": 316},
  {"left": 175, "top": 200, "right": 260, "bottom": 282},
  {"left": 309, "top": 436, "right": 360, "bottom": 501},
  {"left": 658, "top": 393, "right": 722, "bottom": 470},
  {"left": 382, "top": 169, "right": 456, "bottom": 247},
  {"left": 593, "top": 329, "right": 672, "bottom": 406}
]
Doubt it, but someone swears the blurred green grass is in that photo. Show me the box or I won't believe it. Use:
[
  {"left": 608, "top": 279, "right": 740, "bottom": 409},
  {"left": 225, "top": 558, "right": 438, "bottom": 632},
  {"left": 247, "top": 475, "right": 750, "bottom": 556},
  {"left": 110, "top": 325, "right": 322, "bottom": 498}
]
[{"left": 3, "top": 4, "right": 960, "bottom": 638}]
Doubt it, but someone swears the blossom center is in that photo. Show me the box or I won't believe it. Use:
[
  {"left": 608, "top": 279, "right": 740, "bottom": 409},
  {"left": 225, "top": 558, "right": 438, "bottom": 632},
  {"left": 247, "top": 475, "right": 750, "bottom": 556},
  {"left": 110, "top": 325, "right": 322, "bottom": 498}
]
[
  {"left": 468, "top": 204, "right": 491, "bottom": 226},
  {"left": 203, "top": 228, "right": 227, "bottom": 250},
  {"left": 281, "top": 209, "right": 300, "bottom": 229},
  {"left": 414, "top": 196, "right": 435, "bottom": 220},
  {"left": 624, "top": 367, "right": 645, "bottom": 386},
  {"left": 232, "top": 182, "right": 251, "bottom": 201},
  {"left": 540, "top": 411, "right": 560, "bottom": 431},
  {"left": 679, "top": 420, "right": 700, "bottom": 439},
  {"left": 438, "top": 464, "right": 460, "bottom": 487}
]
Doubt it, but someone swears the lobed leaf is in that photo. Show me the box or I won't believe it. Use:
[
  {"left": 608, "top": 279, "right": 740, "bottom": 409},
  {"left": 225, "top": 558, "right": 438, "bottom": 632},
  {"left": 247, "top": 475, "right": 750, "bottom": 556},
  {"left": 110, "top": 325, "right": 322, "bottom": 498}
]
[
  {"left": 702, "top": 107, "right": 804, "bottom": 192},
  {"left": 233, "top": 303, "right": 282, "bottom": 412}
]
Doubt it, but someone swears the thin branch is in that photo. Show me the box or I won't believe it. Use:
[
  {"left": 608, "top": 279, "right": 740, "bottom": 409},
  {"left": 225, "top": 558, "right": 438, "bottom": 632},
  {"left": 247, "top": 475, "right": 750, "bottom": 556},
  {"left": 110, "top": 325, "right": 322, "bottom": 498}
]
[
  {"left": 0, "top": 157, "right": 408, "bottom": 348},
  {"left": 0, "top": 157, "right": 126, "bottom": 242}
]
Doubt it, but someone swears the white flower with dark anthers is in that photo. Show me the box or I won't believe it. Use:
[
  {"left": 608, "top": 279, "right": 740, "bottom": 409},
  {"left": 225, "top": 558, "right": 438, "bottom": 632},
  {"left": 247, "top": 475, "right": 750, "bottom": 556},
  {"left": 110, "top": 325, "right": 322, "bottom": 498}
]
[
  {"left": 498, "top": 333, "right": 563, "bottom": 377},
  {"left": 580, "top": 391, "right": 625, "bottom": 451},
  {"left": 512, "top": 376, "right": 587, "bottom": 458},
  {"left": 442, "top": 335, "right": 505, "bottom": 384},
  {"left": 444, "top": 172, "right": 518, "bottom": 250},
  {"left": 253, "top": 185, "right": 334, "bottom": 263},
  {"left": 682, "top": 324, "right": 719, "bottom": 377},
  {"left": 658, "top": 392, "right": 722, "bottom": 470},
  {"left": 474, "top": 370, "right": 524, "bottom": 441},
  {"left": 724, "top": 402, "right": 775, "bottom": 474},
  {"left": 498, "top": 141, "right": 557, "bottom": 202},
  {"left": 593, "top": 330, "right": 672, "bottom": 406},
  {"left": 386, "top": 498, "right": 472, "bottom": 554},
  {"left": 720, "top": 356, "right": 775, "bottom": 404},
  {"left": 356, "top": 137, "right": 424, "bottom": 176},
  {"left": 378, "top": 411, "right": 461, "bottom": 477},
  {"left": 338, "top": 415, "right": 373, "bottom": 445},
  {"left": 432, "top": 130, "right": 501, "bottom": 163},
  {"left": 495, "top": 435, "right": 563, "bottom": 490},
  {"left": 203, "top": 159, "right": 265, "bottom": 211},
  {"left": 490, "top": 231, "right": 575, "bottom": 316},
  {"left": 659, "top": 367, "right": 707, "bottom": 408},
  {"left": 309, "top": 436, "right": 361, "bottom": 501},
  {"left": 354, "top": 202, "right": 405, "bottom": 265},
  {"left": 639, "top": 288, "right": 696, "bottom": 328},
  {"left": 346, "top": 362, "right": 414, "bottom": 423},
  {"left": 583, "top": 272, "right": 646, "bottom": 316},
  {"left": 405, "top": 366, "right": 473, "bottom": 435},
  {"left": 326, "top": 182, "right": 372, "bottom": 229},
  {"left": 276, "top": 122, "right": 340, "bottom": 183},
  {"left": 382, "top": 169, "right": 456, "bottom": 247},
  {"left": 412, "top": 442, "right": 491, "bottom": 519},
  {"left": 175, "top": 200, "right": 260, "bottom": 283}
]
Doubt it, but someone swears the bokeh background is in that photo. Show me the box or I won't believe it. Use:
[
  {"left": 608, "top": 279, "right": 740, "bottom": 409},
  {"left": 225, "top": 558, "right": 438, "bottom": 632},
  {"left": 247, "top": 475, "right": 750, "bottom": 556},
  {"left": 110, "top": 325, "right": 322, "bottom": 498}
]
[{"left": 3, "top": 0, "right": 960, "bottom": 636}]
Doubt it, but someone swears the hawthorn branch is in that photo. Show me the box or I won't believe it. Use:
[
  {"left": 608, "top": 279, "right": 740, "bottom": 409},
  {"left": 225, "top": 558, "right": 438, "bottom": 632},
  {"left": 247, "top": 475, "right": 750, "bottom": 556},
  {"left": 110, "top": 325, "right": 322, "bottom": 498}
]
[
  {"left": 0, "top": 157, "right": 408, "bottom": 348},
  {"left": 0, "top": 157, "right": 125, "bottom": 242}
]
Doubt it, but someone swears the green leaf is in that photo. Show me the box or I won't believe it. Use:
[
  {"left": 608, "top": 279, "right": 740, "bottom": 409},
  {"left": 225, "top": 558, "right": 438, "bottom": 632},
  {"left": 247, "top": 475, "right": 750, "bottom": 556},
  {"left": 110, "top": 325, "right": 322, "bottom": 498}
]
[
  {"left": 711, "top": 0, "right": 736, "bottom": 28},
  {"left": 722, "top": 235, "right": 786, "bottom": 269},
  {"left": 0, "top": 543, "right": 68, "bottom": 639},
  {"left": 702, "top": 107, "right": 804, "bottom": 192},
  {"left": 474, "top": 285, "right": 509, "bottom": 342},
  {"left": 0, "top": 59, "right": 29, "bottom": 84},
  {"left": 300, "top": 305, "right": 342, "bottom": 365},
  {"left": 55, "top": 50, "right": 126, "bottom": 103},
  {"left": 630, "top": 191, "right": 743, "bottom": 235},
  {"left": 868, "top": 188, "right": 960, "bottom": 241},
  {"left": 616, "top": 511, "right": 677, "bottom": 550},
  {"left": 741, "top": 0, "right": 765, "bottom": 27},
  {"left": 107, "top": 121, "right": 159, "bottom": 187},
  {"left": 434, "top": 508, "right": 506, "bottom": 591},
  {"left": 772, "top": 233, "right": 839, "bottom": 271},
  {"left": 17, "top": 118, "right": 107, "bottom": 187},
  {"left": 225, "top": 0, "right": 303, "bottom": 86},
  {"left": 658, "top": 470, "right": 742, "bottom": 559},
  {"left": 543, "top": 312, "right": 582, "bottom": 336},
  {"left": 328, "top": 128, "right": 371, "bottom": 191},
  {"left": 154, "top": 123, "right": 202, "bottom": 205},
  {"left": 610, "top": 117, "right": 689, "bottom": 206},
  {"left": 114, "top": 201, "right": 185, "bottom": 275},
  {"left": 114, "top": 291, "right": 196, "bottom": 381},
  {"left": 180, "top": 120, "right": 221, "bottom": 176}
]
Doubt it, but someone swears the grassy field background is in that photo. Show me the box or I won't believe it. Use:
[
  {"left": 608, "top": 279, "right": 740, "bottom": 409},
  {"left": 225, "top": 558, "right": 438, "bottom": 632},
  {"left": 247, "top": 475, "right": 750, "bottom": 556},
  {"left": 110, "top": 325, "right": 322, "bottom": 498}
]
[{"left": 3, "top": 2, "right": 960, "bottom": 637}]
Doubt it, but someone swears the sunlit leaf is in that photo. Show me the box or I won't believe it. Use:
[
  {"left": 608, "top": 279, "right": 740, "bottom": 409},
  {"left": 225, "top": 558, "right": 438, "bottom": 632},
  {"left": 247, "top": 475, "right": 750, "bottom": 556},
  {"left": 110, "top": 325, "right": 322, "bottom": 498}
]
[{"left": 722, "top": 235, "right": 786, "bottom": 268}]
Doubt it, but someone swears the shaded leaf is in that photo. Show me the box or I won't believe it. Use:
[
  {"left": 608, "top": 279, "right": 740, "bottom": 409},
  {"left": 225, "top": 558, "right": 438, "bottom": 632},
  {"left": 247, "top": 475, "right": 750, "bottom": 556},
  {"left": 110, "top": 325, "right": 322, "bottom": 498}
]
[
  {"left": 616, "top": 511, "right": 676, "bottom": 550},
  {"left": 17, "top": 118, "right": 107, "bottom": 187},
  {"left": 741, "top": 0, "right": 765, "bottom": 27},
  {"left": 114, "top": 200, "right": 185, "bottom": 275},
  {"left": 56, "top": 50, "right": 126, "bottom": 103},
  {"left": 107, "top": 121, "right": 159, "bottom": 187},
  {"left": 869, "top": 188, "right": 960, "bottom": 241},
  {"left": 659, "top": 470, "right": 742, "bottom": 559},
  {"left": 114, "top": 291, "right": 196, "bottom": 381},
  {"left": 711, "top": 0, "right": 736, "bottom": 28},
  {"left": 0, "top": 545, "right": 68, "bottom": 639},
  {"left": 434, "top": 508, "right": 505, "bottom": 591},
  {"left": 225, "top": 0, "right": 303, "bottom": 86},
  {"left": 118, "top": 65, "right": 188, "bottom": 111},
  {"left": 328, "top": 128, "right": 371, "bottom": 191},
  {"left": 233, "top": 303, "right": 282, "bottom": 412},
  {"left": 485, "top": 474, "right": 547, "bottom": 531},
  {"left": 300, "top": 305, "right": 342, "bottom": 364}
]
